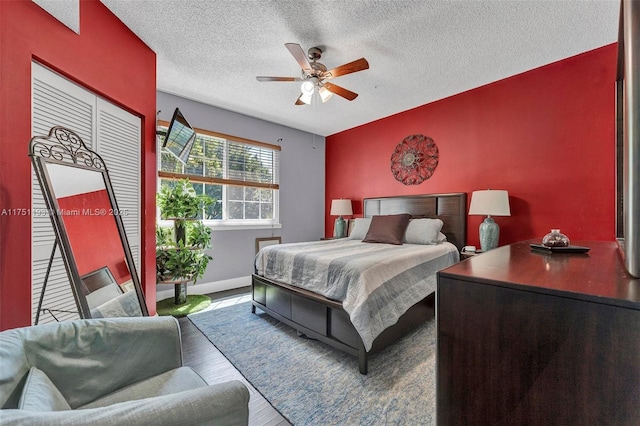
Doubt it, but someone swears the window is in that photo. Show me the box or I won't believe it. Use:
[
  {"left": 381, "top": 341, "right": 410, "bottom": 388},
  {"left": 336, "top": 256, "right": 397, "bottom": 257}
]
[{"left": 158, "top": 122, "right": 280, "bottom": 227}]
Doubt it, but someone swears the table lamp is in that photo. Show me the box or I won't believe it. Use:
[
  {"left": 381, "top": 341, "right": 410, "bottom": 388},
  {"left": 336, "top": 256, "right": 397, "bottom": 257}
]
[
  {"left": 468, "top": 190, "right": 511, "bottom": 251},
  {"left": 330, "top": 199, "right": 352, "bottom": 238}
]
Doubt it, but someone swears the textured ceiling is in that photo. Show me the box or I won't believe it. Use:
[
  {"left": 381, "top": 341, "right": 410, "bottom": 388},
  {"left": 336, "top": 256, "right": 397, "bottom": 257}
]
[{"left": 101, "top": 0, "right": 619, "bottom": 136}]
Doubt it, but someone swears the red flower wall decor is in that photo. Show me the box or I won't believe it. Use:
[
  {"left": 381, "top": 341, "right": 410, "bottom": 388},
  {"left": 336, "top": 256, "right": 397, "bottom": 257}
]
[{"left": 390, "top": 134, "right": 439, "bottom": 185}]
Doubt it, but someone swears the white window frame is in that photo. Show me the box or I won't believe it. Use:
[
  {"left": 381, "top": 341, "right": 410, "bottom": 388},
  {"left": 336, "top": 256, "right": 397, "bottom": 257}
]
[{"left": 157, "top": 122, "right": 281, "bottom": 231}]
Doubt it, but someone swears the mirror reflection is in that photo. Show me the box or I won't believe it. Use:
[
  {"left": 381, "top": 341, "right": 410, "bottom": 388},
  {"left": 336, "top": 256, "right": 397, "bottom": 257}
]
[
  {"left": 30, "top": 127, "right": 147, "bottom": 319},
  {"left": 45, "top": 163, "right": 142, "bottom": 317}
]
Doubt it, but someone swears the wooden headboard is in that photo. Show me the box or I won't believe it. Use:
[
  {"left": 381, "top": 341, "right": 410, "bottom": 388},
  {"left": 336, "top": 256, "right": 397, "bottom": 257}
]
[{"left": 363, "top": 193, "right": 467, "bottom": 251}]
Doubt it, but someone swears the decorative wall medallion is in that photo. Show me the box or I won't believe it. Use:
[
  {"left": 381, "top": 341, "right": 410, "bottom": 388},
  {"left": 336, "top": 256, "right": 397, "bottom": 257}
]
[{"left": 390, "top": 134, "right": 439, "bottom": 185}]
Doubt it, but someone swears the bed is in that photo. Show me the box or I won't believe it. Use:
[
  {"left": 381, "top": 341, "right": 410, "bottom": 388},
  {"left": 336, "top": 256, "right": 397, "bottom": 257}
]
[{"left": 251, "top": 193, "right": 467, "bottom": 374}]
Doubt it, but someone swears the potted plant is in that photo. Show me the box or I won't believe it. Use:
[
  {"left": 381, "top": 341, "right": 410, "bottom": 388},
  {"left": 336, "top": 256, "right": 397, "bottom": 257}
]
[{"left": 156, "top": 179, "right": 213, "bottom": 304}]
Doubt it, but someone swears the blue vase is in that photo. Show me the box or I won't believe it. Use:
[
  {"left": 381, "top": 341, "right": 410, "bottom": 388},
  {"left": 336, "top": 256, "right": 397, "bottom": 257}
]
[
  {"left": 479, "top": 216, "right": 499, "bottom": 251},
  {"left": 334, "top": 216, "right": 346, "bottom": 238}
]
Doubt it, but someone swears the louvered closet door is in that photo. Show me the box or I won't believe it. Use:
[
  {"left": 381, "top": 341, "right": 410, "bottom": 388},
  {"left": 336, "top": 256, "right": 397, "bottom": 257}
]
[
  {"left": 96, "top": 99, "right": 141, "bottom": 274},
  {"left": 31, "top": 63, "right": 96, "bottom": 324},
  {"left": 31, "top": 62, "right": 141, "bottom": 324}
]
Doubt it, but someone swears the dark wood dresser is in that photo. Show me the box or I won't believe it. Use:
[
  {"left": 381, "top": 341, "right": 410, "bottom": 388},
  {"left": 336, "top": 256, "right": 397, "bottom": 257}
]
[{"left": 436, "top": 240, "right": 640, "bottom": 425}]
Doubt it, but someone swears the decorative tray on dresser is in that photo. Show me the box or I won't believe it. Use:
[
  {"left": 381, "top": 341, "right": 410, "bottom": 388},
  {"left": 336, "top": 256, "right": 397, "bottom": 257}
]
[{"left": 436, "top": 240, "right": 640, "bottom": 425}]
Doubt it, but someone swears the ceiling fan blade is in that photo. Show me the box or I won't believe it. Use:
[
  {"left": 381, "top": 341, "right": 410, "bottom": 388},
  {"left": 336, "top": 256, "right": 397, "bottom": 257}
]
[
  {"left": 323, "top": 82, "right": 358, "bottom": 101},
  {"left": 256, "top": 76, "right": 301, "bottom": 82},
  {"left": 295, "top": 95, "right": 305, "bottom": 106},
  {"left": 324, "top": 58, "right": 369, "bottom": 79},
  {"left": 285, "top": 43, "right": 312, "bottom": 73}
]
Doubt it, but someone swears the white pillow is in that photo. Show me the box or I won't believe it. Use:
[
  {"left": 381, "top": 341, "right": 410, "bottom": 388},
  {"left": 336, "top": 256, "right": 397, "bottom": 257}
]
[
  {"left": 348, "top": 217, "right": 372, "bottom": 240},
  {"left": 438, "top": 232, "right": 447, "bottom": 242},
  {"left": 403, "top": 218, "right": 444, "bottom": 245}
]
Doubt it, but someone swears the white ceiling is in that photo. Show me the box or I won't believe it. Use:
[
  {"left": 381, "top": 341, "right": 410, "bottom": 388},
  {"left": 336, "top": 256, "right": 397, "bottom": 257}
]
[{"left": 101, "top": 0, "right": 620, "bottom": 137}]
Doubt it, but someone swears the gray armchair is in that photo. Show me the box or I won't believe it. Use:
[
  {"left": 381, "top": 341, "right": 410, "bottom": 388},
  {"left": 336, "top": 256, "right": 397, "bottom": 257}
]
[{"left": 0, "top": 316, "right": 249, "bottom": 425}]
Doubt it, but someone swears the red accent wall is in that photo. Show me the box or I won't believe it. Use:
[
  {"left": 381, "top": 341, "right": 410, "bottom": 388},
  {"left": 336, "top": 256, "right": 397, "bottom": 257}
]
[
  {"left": 0, "top": 0, "right": 157, "bottom": 330},
  {"left": 57, "top": 190, "right": 131, "bottom": 284},
  {"left": 326, "top": 45, "right": 617, "bottom": 248}
]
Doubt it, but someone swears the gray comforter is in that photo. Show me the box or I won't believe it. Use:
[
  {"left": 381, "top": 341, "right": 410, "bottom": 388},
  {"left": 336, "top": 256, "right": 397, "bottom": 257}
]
[{"left": 255, "top": 239, "right": 459, "bottom": 350}]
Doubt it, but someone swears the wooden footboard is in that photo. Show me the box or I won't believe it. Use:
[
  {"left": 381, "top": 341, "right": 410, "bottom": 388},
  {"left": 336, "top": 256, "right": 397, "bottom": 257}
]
[{"left": 251, "top": 273, "right": 434, "bottom": 374}]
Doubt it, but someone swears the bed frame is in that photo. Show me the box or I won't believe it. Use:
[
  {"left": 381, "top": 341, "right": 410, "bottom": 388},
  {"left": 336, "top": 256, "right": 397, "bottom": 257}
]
[{"left": 251, "top": 192, "right": 467, "bottom": 374}]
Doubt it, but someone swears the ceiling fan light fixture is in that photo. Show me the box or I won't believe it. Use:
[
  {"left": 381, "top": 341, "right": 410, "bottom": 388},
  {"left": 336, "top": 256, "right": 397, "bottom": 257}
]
[
  {"left": 258, "top": 43, "right": 368, "bottom": 106},
  {"left": 319, "top": 86, "right": 333, "bottom": 103},
  {"left": 301, "top": 80, "right": 315, "bottom": 96},
  {"left": 299, "top": 91, "right": 313, "bottom": 105}
]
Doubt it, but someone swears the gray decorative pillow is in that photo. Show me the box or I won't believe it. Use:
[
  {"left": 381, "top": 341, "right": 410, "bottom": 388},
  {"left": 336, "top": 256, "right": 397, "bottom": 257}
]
[
  {"left": 18, "top": 366, "right": 70, "bottom": 411},
  {"left": 348, "top": 217, "right": 372, "bottom": 240},
  {"left": 363, "top": 214, "right": 412, "bottom": 245},
  {"left": 403, "top": 218, "right": 444, "bottom": 245}
]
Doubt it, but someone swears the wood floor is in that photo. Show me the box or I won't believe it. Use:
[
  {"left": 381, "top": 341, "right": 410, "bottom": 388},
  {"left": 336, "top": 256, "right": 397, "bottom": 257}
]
[{"left": 177, "top": 287, "right": 290, "bottom": 426}]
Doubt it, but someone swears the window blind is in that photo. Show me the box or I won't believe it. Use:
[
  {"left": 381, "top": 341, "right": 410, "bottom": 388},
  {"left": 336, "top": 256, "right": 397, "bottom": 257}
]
[{"left": 157, "top": 120, "right": 280, "bottom": 190}]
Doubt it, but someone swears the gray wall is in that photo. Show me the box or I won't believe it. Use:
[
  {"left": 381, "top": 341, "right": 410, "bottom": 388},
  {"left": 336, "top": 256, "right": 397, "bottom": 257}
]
[{"left": 157, "top": 91, "right": 325, "bottom": 285}]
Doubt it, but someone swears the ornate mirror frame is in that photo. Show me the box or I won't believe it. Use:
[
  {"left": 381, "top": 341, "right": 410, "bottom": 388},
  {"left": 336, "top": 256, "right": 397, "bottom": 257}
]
[{"left": 29, "top": 126, "right": 149, "bottom": 318}]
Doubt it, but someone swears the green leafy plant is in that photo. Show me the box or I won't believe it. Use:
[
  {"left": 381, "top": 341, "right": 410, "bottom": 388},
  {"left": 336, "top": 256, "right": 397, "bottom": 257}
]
[
  {"left": 189, "top": 221, "right": 212, "bottom": 249},
  {"left": 156, "top": 179, "right": 214, "bottom": 286},
  {"left": 156, "top": 221, "right": 212, "bottom": 283},
  {"left": 156, "top": 225, "right": 174, "bottom": 246},
  {"left": 156, "top": 242, "right": 211, "bottom": 284},
  {"left": 157, "top": 179, "right": 212, "bottom": 219}
]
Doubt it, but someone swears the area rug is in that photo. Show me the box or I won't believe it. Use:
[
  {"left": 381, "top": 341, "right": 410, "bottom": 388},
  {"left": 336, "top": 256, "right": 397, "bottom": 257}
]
[{"left": 188, "top": 301, "right": 436, "bottom": 425}]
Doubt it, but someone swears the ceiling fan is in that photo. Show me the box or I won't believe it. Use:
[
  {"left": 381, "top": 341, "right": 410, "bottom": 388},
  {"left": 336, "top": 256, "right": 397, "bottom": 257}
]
[{"left": 256, "top": 43, "right": 369, "bottom": 105}]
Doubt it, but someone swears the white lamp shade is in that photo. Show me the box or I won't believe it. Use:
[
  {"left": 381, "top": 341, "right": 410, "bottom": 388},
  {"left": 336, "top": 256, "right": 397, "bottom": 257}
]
[
  {"left": 299, "top": 92, "right": 312, "bottom": 105},
  {"left": 330, "top": 199, "right": 353, "bottom": 216},
  {"left": 299, "top": 81, "right": 314, "bottom": 105},
  {"left": 469, "top": 190, "right": 511, "bottom": 216},
  {"left": 301, "top": 80, "right": 314, "bottom": 95},
  {"left": 319, "top": 86, "right": 333, "bottom": 103}
]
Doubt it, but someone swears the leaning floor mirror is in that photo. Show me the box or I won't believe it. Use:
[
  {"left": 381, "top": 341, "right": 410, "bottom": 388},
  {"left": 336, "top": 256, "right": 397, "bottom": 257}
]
[{"left": 29, "top": 126, "right": 148, "bottom": 319}]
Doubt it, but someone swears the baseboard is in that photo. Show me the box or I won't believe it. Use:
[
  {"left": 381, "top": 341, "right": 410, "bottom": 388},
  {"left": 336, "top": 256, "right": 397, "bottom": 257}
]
[{"left": 156, "top": 276, "right": 251, "bottom": 301}]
